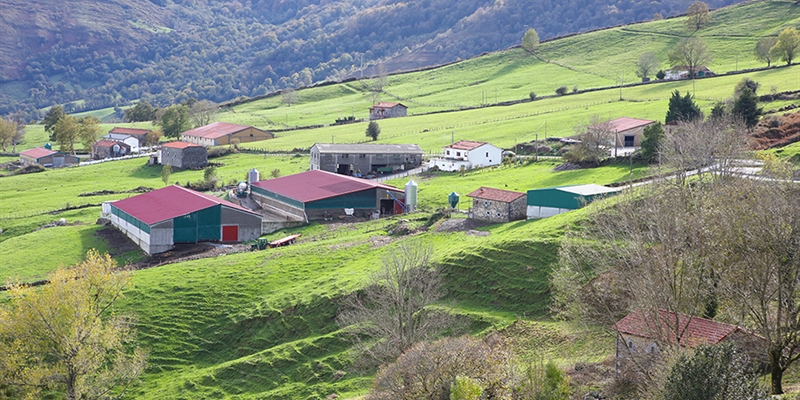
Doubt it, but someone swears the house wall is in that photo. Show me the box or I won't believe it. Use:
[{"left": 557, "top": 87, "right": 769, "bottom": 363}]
[
  {"left": 220, "top": 206, "right": 262, "bottom": 241},
  {"left": 470, "top": 195, "right": 527, "bottom": 223},
  {"left": 467, "top": 145, "right": 502, "bottom": 168},
  {"left": 19, "top": 154, "right": 37, "bottom": 166},
  {"left": 369, "top": 105, "right": 407, "bottom": 120},
  {"left": 614, "top": 125, "right": 649, "bottom": 147},
  {"left": 615, "top": 333, "right": 662, "bottom": 373},
  {"left": 182, "top": 135, "right": 217, "bottom": 147},
  {"left": 93, "top": 143, "right": 132, "bottom": 160},
  {"left": 430, "top": 158, "right": 471, "bottom": 172},
  {"left": 310, "top": 149, "right": 423, "bottom": 174},
  {"left": 162, "top": 146, "right": 208, "bottom": 169},
  {"left": 228, "top": 127, "right": 274, "bottom": 144},
  {"left": 527, "top": 205, "right": 571, "bottom": 219}
]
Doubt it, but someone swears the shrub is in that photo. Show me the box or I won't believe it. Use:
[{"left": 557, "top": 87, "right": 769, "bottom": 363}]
[
  {"left": 555, "top": 86, "right": 568, "bottom": 96},
  {"left": 529, "top": 92, "right": 537, "bottom": 101},
  {"left": 207, "top": 146, "right": 231, "bottom": 158},
  {"left": 656, "top": 70, "right": 666, "bottom": 80},
  {"left": 572, "top": 85, "right": 579, "bottom": 93}
]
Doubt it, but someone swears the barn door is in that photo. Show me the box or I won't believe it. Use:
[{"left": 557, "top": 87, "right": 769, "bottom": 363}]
[{"left": 222, "top": 225, "right": 238, "bottom": 242}]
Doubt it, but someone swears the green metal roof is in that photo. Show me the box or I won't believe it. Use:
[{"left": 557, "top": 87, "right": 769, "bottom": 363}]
[{"left": 527, "top": 184, "right": 621, "bottom": 210}]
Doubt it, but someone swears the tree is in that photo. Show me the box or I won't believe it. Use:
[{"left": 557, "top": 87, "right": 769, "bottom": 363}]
[
  {"left": 555, "top": 86, "right": 568, "bottom": 96},
  {"left": 367, "top": 335, "right": 515, "bottom": 400},
  {"left": 515, "top": 361, "right": 571, "bottom": 400},
  {"left": 203, "top": 165, "right": 218, "bottom": 186},
  {"left": 146, "top": 127, "right": 163, "bottom": 147},
  {"left": 522, "top": 28, "right": 540, "bottom": 53},
  {"left": 365, "top": 121, "right": 381, "bottom": 141},
  {"left": 9, "top": 111, "right": 26, "bottom": 153},
  {"left": 188, "top": 99, "right": 218, "bottom": 127},
  {"left": 563, "top": 116, "right": 613, "bottom": 166},
  {"left": 43, "top": 105, "right": 66, "bottom": 141},
  {"left": 771, "top": 27, "right": 800, "bottom": 65},
  {"left": 669, "top": 37, "right": 711, "bottom": 80},
  {"left": 709, "top": 102, "right": 727, "bottom": 121},
  {"left": 161, "top": 164, "right": 172, "bottom": 186},
  {"left": 124, "top": 101, "right": 157, "bottom": 122},
  {"left": 731, "top": 88, "right": 762, "bottom": 129},
  {"left": 640, "top": 122, "right": 664, "bottom": 163},
  {"left": 77, "top": 116, "right": 101, "bottom": 150},
  {"left": 635, "top": 52, "right": 660, "bottom": 80},
  {"left": 665, "top": 90, "right": 702, "bottom": 123},
  {"left": 281, "top": 88, "right": 298, "bottom": 107},
  {"left": 0, "top": 116, "right": 16, "bottom": 152},
  {"left": 656, "top": 70, "right": 666, "bottom": 80},
  {"left": 157, "top": 104, "right": 191, "bottom": 138},
  {"left": 0, "top": 250, "right": 148, "bottom": 400},
  {"left": 734, "top": 77, "right": 759, "bottom": 98},
  {"left": 337, "top": 242, "right": 453, "bottom": 365},
  {"left": 685, "top": 1, "right": 711, "bottom": 31},
  {"left": 54, "top": 115, "right": 80, "bottom": 154},
  {"left": 755, "top": 37, "right": 778, "bottom": 67}
]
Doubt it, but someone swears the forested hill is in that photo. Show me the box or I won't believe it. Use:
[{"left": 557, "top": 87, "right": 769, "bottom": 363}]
[{"left": 0, "top": 0, "right": 743, "bottom": 119}]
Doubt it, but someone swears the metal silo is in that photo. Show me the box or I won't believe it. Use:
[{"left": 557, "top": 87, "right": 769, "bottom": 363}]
[
  {"left": 248, "top": 168, "right": 260, "bottom": 185},
  {"left": 448, "top": 191, "right": 460, "bottom": 209},
  {"left": 405, "top": 179, "right": 418, "bottom": 212}
]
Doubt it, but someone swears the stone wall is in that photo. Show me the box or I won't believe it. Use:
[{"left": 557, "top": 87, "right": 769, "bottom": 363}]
[{"left": 470, "top": 195, "right": 527, "bottom": 223}]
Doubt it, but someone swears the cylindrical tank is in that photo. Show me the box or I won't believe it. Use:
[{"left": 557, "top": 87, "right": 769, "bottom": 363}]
[
  {"left": 448, "top": 191, "right": 460, "bottom": 209},
  {"left": 112, "top": 144, "right": 120, "bottom": 155},
  {"left": 44, "top": 143, "right": 52, "bottom": 150},
  {"left": 404, "top": 179, "right": 418, "bottom": 213},
  {"left": 248, "top": 168, "right": 260, "bottom": 184}
]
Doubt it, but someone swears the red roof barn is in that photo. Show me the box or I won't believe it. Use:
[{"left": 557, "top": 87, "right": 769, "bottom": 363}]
[{"left": 181, "top": 122, "right": 273, "bottom": 147}]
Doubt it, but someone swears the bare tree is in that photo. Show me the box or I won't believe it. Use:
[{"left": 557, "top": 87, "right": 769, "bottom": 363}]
[
  {"left": 668, "top": 37, "right": 712, "bottom": 79},
  {"left": 563, "top": 116, "right": 614, "bottom": 165},
  {"left": 337, "top": 241, "right": 454, "bottom": 365},
  {"left": 281, "top": 88, "right": 298, "bottom": 107},
  {"left": 189, "top": 100, "right": 218, "bottom": 127}
]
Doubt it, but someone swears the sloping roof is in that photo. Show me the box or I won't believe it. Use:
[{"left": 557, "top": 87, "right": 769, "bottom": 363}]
[
  {"left": 555, "top": 184, "right": 621, "bottom": 196},
  {"left": 104, "top": 133, "right": 136, "bottom": 141},
  {"left": 370, "top": 102, "right": 406, "bottom": 109},
  {"left": 598, "top": 117, "right": 655, "bottom": 132},
  {"left": 467, "top": 187, "right": 525, "bottom": 203},
  {"left": 111, "top": 185, "right": 258, "bottom": 225},
  {"left": 252, "top": 170, "right": 401, "bottom": 203},
  {"left": 20, "top": 147, "right": 57, "bottom": 159},
  {"left": 612, "top": 309, "right": 757, "bottom": 348},
  {"left": 93, "top": 140, "right": 126, "bottom": 148},
  {"left": 181, "top": 122, "right": 254, "bottom": 139},
  {"left": 444, "top": 140, "right": 490, "bottom": 151},
  {"left": 109, "top": 127, "right": 150, "bottom": 136},
  {"left": 162, "top": 141, "right": 201, "bottom": 149},
  {"left": 312, "top": 143, "right": 423, "bottom": 155}
]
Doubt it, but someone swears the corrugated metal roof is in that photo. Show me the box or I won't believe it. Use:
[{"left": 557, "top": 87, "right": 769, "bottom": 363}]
[
  {"left": 252, "top": 170, "right": 401, "bottom": 203},
  {"left": 162, "top": 141, "right": 201, "bottom": 149},
  {"left": 556, "top": 184, "right": 621, "bottom": 196},
  {"left": 181, "top": 122, "right": 254, "bottom": 139},
  {"left": 111, "top": 185, "right": 259, "bottom": 225},
  {"left": 467, "top": 187, "right": 525, "bottom": 202},
  {"left": 20, "top": 147, "right": 57, "bottom": 158},
  {"left": 612, "top": 309, "right": 761, "bottom": 348},
  {"left": 312, "top": 143, "right": 423, "bottom": 154},
  {"left": 109, "top": 127, "right": 150, "bottom": 136},
  {"left": 444, "top": 140, "right": 489, "bottom": 151}
]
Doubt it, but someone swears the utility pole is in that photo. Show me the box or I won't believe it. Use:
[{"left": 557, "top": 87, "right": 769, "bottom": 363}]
[
  {"left": 619, "top": 71, "right": 624, "bottom": 100},
  {"left": 451, "top": 131, "right": 454, "bottom": 144},
  {"left": 535, "top": 133, "right": 539, "bottom": 162}
]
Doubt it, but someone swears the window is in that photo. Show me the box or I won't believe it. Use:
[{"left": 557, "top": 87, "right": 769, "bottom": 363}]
[
  {"left": 483, "top": 201, "right": 489, "bottom": 207},
  {"left": 456, "top": 151, "right": 461, "bottom": 157},
  {"left": 360, "top": 154, "right": 366, "bottom": 158},
  {"left": 646, "top": 343, "right": 659, "bottom": 354},
  {"left": 486, "top": 152, "right": 489, "bottom": 157},
  {"left": 626, "top": 339, "right": 636, "bottom": 352},
  {"left": 342, "top": 154, "right": 349, "bottom": 158},
  {"left": 446, "top": 150, "right": 451, "bottom": 156},
  {"left": 486, "top": 211, "right": 491, "bottom": 216},
  {"left": 497, "top": 212, "right": 501, "bottom": 217}
]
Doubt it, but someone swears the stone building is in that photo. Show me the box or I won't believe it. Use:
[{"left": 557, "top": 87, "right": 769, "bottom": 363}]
[
  {"left": 92, "top": 140, "right": 132, "bottom": 160},
  {"left": 309, "top": 143, "right": 424, "bottom": 176},
  {"left": 160, "top": 141, "right": 208, "bottom": 170},
  {"left": 467, "top": 187, "right": 527, "bottom": 223},
  {"left": 369, "top": 102, "right": 408, "bottom": 120}
]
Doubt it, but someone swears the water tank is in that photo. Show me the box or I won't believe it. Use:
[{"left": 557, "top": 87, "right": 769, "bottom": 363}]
[
  {"left": 248, "top": 168, "right": 260, "bottom": 184},
  {"left": 237, "top": 182, "right": 248, "bottom": 192},
  {"left": 112, "top": 144, "right": 120, "bottom": 155},
  {"left": 404, "top": 180, "right": 418, "bottom": 213},
  {"left": 44, "top": 143, "right": 52, "bottom": 150},
  {"left": 448, "top": 191, "right": 460, "bottom": 209}
]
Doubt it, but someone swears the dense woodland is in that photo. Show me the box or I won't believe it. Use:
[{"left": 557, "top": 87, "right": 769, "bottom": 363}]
[{"left": 0, "top": 0, "right": 743, "bottom": 121}]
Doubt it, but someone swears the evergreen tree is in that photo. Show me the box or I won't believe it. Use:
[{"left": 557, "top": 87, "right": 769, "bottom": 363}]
[
  {"left": 665, "top": 90, "right": 702, "bottom": 123},
  {"left": 365, "top": 121, "right": 381, "bottom": 141},
  {"left": 640, "top": 122, "right": 664, "bottom": 163},
  {"left": 732, "top": 88, "right": 762, "bottom": 129}
]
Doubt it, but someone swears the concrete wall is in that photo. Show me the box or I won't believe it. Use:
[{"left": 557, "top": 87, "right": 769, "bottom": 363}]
[
  {"left": 467, "top": 145, "right": 502, "bottom": 168},
  {"left": 311, "top": 150, "right": 422, "bottom": 174},
  {"left": 527, "top": 205, "right": 571, "bottom": 219},
  {"left": 370, "top": 105, "right": 407, "bottom": 120},
  {"left": 109, "top": 212, "right": 175, "bottom": 255},
  {"left": 251, "top": 191, "right": 306, "bottom": 221},
  {"left": 430, "top": 158, "right": 471, "bottom": 172},
  {"left": 220, "top": 206, "right": 262, "bottom": 241},
  {"left": 228, "top": 127, "right": 274, "bottom": 144},
  {"left": 614, "top": 125, "right": 647, "bottom": 147},
  {"left": 92, "top": 142, "right": 132, "bottom": 160},
  {"left": 470, "top": 195, "right": 526, "bottom": 223},
  {"left": 162, "top": 146, "right": 208, "bottom": 169}
]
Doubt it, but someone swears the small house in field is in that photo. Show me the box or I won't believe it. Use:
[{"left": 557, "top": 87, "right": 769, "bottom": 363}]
[
  {"left": 103, "top": 133, "right": 141, "bottom": 153},
  {"left": 19, "top": 147, "right": 80, "bottom": 167},
  {"left": 102, "top": 185, "right": 263, "bottom": 255},
  {"left": 251, "top": 170, "right": 405, "bottom": 222},
  {"left": 467, "top": 187, "right": 527, "bottom": 223},
  {"left": 92, "top": 140, "right": 132, "bottom": 160},
  {"left": 665, "top": 66, "right": 714, "bottom": 80},
  {"left": 108, "top": 127, "right": 151, "bottom": 147},
  {"left": 590, "top": 117, "right": 655, "bottom": 148},
  {"left": 429, "top": 140, "right": 502, "bottom": 172},
  {"left": 160, "top": 141, "right": 208, "bottom": 170},
  {"left": 181, "top": 122, "right": 274, "bottom": 147},
  {"left": 369, "top": 102, "right": 408, "bottom": 120},
  {"left": 526, "top": 184, "right": 621, "bottom": 219},
  {"left": 612, "top": 309, "right": 765, "bottom": 372},
  {"left": 309, "top": 143, "right": 424, "bottom": 176}
]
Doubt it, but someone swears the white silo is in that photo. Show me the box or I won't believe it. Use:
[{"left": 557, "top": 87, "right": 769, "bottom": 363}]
[
  {"left": 405, "top": 179, "right": 418, "bottom": 213},
  {"left": 248, "top": 168, "right": 260, "bottom": 185}
]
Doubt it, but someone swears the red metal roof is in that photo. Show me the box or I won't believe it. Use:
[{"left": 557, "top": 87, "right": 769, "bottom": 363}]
[
  {"left": 370, "top": 102, "right": 406, "bottom": 109},
  {"left": 111, "top": 185, "right": 259, "bottom": 225},
  {"left": 94, "top": 140, "right": 125, "bottom": 148},
  {"left": 252, "top": 170, "right": 401, "bottom": 203},
  {"left": 162, "top": 141, "right": 201, "bottom": 149},
  {"left": 467, "top": 187, "right": 525, "bottom": 203},
  {"left": 20, "top": 147, "right": 57, "bottom": 159},
  {"left": 596, "top": 117, "right": 655, "bottom": 133},
  {"left": 109, "top": 127, "right": 150, "bottom": 136},
  {"left": 612, "top": 309, "right": 757, "bottom": 348},
  {"left": 444, "top": 140, "right": 488, "bottom": 151},
  {"left": 181, "top": 122, "right": 253, "bottom": 139}
]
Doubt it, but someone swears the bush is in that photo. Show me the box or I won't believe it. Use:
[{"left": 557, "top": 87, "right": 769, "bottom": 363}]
[
  {"left": 207, "top": 146, "right": 231, "bottom": 158},
  {"left": 656, "top": 70, "right": 666, "bottom": 80},
  {"left": 529, "top": 92, "right": 537, "bottom": 101},
  {"left": 572, "top": 85, "right": 579, "bottom": 93},
  {"left": 555, "top": 86, "right": 568, "bottom": 96}
]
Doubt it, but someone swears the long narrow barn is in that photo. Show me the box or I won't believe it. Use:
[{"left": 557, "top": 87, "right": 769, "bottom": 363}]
[{"left": 102, "top": 185, "right": 263, "bottom": 255}]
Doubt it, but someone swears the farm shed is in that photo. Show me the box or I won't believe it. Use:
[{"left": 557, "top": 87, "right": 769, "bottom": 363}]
[
  {"left": 526, "top": 184, "right": 621, "bottom": 219},
  {"left": 108, "top": 127, "right": 151, "bottom": 147},
  {"left": 591, "top": 117, "right": 655, "bottom": 148},
  {"left": 251, "top": 170, "right": 405, "bottom": 222},
  {"left": 103, "top": 133, "right": 141, "bottom": 153},
  {"left": 19, "top": 147, "right": 80, "bottom": 167},
  {"left": 160, "top": 141, "right": 208, "bottom": 170},
  {"left": 430, "top": 140, "right": 502, "bottom": 172},
  {"left": 467, "top": 187, "right": 527, "bottom": 223},
  {"left": 310, "top": 143, "right": 424, "bottom": 176},
  {"left": 369, "top": 102, "right": 408, "bottom": 120},
  {"left": 103, "top": 185, "right": 262, "bottom": 255},
  {"left": 181, "top": 122, "right": 274, "bottom": 147},
  {"left": 92, "top": 140, "right": 131, "bottom": 160}
]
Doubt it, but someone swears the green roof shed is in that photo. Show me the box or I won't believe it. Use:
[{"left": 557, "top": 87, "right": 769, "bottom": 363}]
[{"left": 527, "top": 184, "right": 621, "bottom": 217}]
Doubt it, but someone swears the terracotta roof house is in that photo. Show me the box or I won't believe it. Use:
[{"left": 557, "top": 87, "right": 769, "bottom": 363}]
[
  {"left": 467, "top": 187, "right": 527, "bottom": 223},
  {"left": 160, "top": 141, "right": 208, "bottom": 170},
  {"left": 19, "top": 147, "right": 80, "bottom": 167},
  {"left": 92, "top": 139, "right": 132, "bottom": 160},
  {"left": 309, "top": 143, "right": 424, "bottom": 176},
  {"left": 430, "top": 140, "right": 503, "bottom": 172},
  {"left": 589, "top": 117, "right": 655, "bottom": 148},
  {"left": 108, "top": 127, "right": 151, "bottom": 146},
  {"left": 102, "top": 185, "right": 262, "bottom": 255},
  {"left": 369, "top": 102, "right": 408, "bottom": 120},
  {"left": 251, "top": 170, "right": 405, "bottom": 221},
  {"left": 181, "top": 122, "right": 273, "bottom": 147}
]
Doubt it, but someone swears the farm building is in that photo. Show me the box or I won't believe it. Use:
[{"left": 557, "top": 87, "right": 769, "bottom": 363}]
[
  {"left": 92, "top": 140, "right": 131, "bottom": 160},
  {"left": 369, "top": 102, "right": 408, "bottom": 120},
  {"left": 429, "top": 140, "right": 502, "bottom": 172},
  {"left": 526, "top": 184, "right": 621, "bottom": 218},
  {"left": 310, "top": 143, "right": 424, "bottom": 176},
  {"left": 102, "top": 185, "right": 263, "bottom": 255},
  {"left": 665, "top": 65, "right": 714, "bottom": 80},
  {"left": 103, "top": 133, "right": 141, "bottom": 153},
  {"left": 108, "top": 127, "right": 151, "bottom": 147},
  {"left": 612, "top": 309, "right": 765, "bottom": 372},
  {"left": 160, "top": 141, "right": 208, "bottom": 170},
  {"left": 590, "top": 117, "right": 655, "bottom": 148},
  {"left": 467, "top": 187, "right": 527, "bottom": 223},
  {"left": 181, "top": 122, "right": 274, "bottom": 147},
  {"left": 19, "top": 147, "right": 80, "bottom": 167},
  {"left": 251, "top": 170, "right": 405, "bottom": 222}
]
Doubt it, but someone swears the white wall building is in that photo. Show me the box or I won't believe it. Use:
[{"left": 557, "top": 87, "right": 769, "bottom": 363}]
[
  {"left": 430, "top": 140, "right": 503, "bottom": 172},
  {"left": 103, "top": 133, "right": 140, "bottom": 153}
]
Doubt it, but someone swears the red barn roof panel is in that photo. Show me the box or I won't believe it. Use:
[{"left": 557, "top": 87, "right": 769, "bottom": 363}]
[
  {"left": 181, "top": 122, "right": 253, "bottom": 139},
  {"left": 252, "top": 170, "right": 401, "bottom": 203},
  {"left": 111, "top": 185, "right": 258, "bottom": 225}
]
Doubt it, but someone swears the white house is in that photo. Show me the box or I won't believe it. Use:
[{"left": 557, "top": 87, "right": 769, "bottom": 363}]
[
  {"left": 103, "top": 133, "right": 141, "bottom": 153},
  {"left": 430, "top": 140, "right": 503, "bottom": 172}
]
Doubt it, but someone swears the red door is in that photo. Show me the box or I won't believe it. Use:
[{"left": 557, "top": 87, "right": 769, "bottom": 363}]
[
  {"left": 222, "top": 225, "right": 238, "bottom": 242},
  {"left": 394, "top": 200, "right": 405, "bottom": 215}
]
